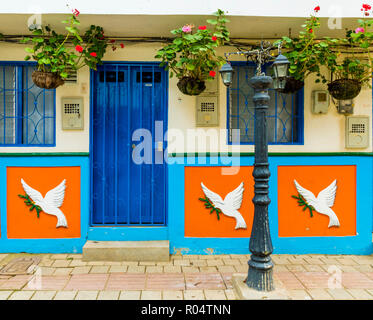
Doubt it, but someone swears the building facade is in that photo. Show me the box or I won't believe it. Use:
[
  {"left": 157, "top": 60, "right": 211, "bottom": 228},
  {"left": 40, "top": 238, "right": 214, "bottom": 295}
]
[{"left": 0, "top": 0, "right": 371, "bottom": 255}]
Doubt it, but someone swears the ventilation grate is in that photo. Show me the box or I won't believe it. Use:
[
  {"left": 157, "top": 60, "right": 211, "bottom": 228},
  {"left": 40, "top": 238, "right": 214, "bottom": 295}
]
[
  {"left": 350, "top": 123, "right": 365, "bottom": 134},
  {"left": 64, "top": 66, "right": 78, "bottom": 83},
  {"left": 200, "top": 102, "right": 215, "bottom": 112}
]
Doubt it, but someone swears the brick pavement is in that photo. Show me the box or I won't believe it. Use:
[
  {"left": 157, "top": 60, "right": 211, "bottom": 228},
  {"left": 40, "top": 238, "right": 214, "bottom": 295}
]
[{"left": 0, "top": 253, "right": 371, "bottom": 300}]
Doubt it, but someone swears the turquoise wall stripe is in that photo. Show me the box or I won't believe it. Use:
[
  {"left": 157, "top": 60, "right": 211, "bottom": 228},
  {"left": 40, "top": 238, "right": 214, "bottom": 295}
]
[
  {"left": 0, "top": 156, "right": 89, "bottom": 253},
  {"left": 168, "top": 156, "right": 373, "bottom": 255}
]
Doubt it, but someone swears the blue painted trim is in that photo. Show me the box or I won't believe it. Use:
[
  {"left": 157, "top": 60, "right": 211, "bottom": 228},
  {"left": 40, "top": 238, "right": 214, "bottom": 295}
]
[
  {"left": 168, "top": 155, "right": 373, "bottom": 255},
  {"left": 226, "top": 61, "right": 304, "bottom": 145},
  {"left": 0, "top": 156, "right": 89, "bottom": 253},
  {"left": 87, "top": 227, "right": 168, "bottom": 241}
]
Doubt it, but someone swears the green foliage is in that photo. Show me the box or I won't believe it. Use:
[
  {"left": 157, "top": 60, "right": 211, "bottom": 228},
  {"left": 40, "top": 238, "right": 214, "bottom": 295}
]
[
  {"left": 199, "top": 196, "right": 222, "bottom": 220},
  {"left": 291, "top": 194, "right": 314, "bottom": 218},
  {"left": 155, "top": 9, "right": 230, "bottom": 81},
  {"left": 18, "top": 194, "right": 42, "bottom": 218},
  {"left": 20, "top": 13, "right": 109, "bottom": 79}
]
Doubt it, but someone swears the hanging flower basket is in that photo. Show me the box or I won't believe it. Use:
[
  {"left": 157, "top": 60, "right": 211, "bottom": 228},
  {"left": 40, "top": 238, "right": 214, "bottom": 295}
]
[
  {"left": 277, "top": 77, "right": 304, "bottom": 94},
  {"left": 31, "top": 71, "right": 64, "bottom": 89},
  {"left": 177, "top": 77, "right": 206, "bottom": 96},
  {"left": 327, "top": 79, "right": 362, "bottom": 100}
]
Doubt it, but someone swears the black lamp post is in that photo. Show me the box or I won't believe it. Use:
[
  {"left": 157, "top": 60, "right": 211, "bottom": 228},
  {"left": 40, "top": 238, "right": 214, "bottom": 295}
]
[{"left": 219, "top": 43, "right": 290, "bottom": 291}]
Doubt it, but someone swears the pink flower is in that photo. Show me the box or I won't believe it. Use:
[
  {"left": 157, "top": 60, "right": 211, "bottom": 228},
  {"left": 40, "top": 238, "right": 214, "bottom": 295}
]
[
  {"left": 314, "top": 5, "right": 320, "bottom": 12},
  {"left": 198, "top": 25, "right": 207, "bottom": 30},
  {"left": 182, "top": 25, "right": 192, "bottom": 33},
  {"left": 75, "top": 45, "right": 83, "bottom": 53},
  {"left": 212, "top": 36, "right": 217, "bottom": 41},
  {"left": 355, "top": 27, "right": 365, "bottom": 33},
  {"left": 209, "top": 70, "right": 216, "bottom": 77},
  {"left": 90, "top": 52, "right": 97, "bottom": 57},
  {"left": 72, "top": 9, "right": 80, "bottom": 17}
]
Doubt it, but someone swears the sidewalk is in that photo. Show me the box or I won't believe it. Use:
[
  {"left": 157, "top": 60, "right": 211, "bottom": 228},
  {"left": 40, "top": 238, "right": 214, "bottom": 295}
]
[{"left": 0, "top": 253, "right": 372, "bottom": 300}]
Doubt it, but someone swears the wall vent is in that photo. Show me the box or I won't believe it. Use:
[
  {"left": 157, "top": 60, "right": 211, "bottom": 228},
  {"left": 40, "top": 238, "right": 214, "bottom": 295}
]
[
  {"left": 345, "top": 116, "right": 369, "bottom": 148},
  {"left": 64, "top": 66, "right": 78, "bottom": 84}
]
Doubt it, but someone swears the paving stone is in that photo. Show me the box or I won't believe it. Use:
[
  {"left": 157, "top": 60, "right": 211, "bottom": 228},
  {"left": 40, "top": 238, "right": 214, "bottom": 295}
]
[
  {"left": 87, "top": 261, "right": 106, "bottom": 266},
  {"left": 173, "top": 259, "right": 190, "bottom": 266},
  {"left": 71, "top": 266, "right": 92, "bottom": 274},
  {"left": 0, "top": 291, "right": 13, "bottom": 300},
  {"left": 327, "top": 289, "right": 354, "bottom": 300},
  {"left": 75, "top": 290, "right": 98, "bottom": 300},
  {"left": 103, "top": 261, "right": 122, "bottom": 266},
  {"left": 31, "top": 290, "right": 56, "bottom": 300},
  {"left": 26, "top": 275, "right": 70, "bottom": 290},
  {"left": 67, "top": 254, "right": 83, "bottom": 259},
  {"left": 285, "top": 265, "right": 306, "bottom": 272},
  {"left": 225, "top": 289, "right": 237, "bottom": 300},
  {"left": 139, "top": 262, "right": 157, "bottom": 266},
  {"left": 163, "top": 290, "right": 183, "bottom": 300},
  {"left": 0, "top": 275, "right": 33, "bottom": 290},
  {"left": 141, "top": 290, "right": 162, "bottom": 300},
  {"left": 304, "top": 257, "right": 324, "bottom": 265},
  {"left": 37, "top": 267, "right": 56, "bottom": 276},
  {"left": 206, "top": 260, "right": 224, "bottom": 267},
  {"left": 288, "top": 289, "right": 312, "bottom": 300},
  {"left": 217, "top": 266, "right": 236, "bottom": 273},
  {"left": 69, "top": 260, "right": 87, "bottom": 267},
  {"left": 39, "top": 260, "right": 54, "bottom": 267},
  {"left": 97, "top": 291, "right": 120, "bottom": 300},
  {"left": 223, "top": 259, "right": 241, "bottom": 266},
  {"left": 190, "top": 260, "right": 207, "bottom": 267},
  {"left": 106, "top": 274, "right": 146, "bottom": 290},
  {"left": 182, "top": 267, "right": 200, "bottom": 273},
  {"left": 204, "top": 289, "right": 227, "bottom": 300},
  {"left": 293, "top": 272, "right": 330, "bottom": 289},
  {"left": 9, "top": 291, "right": 35, "bottom": 300},
  {"left": 90, "top": 266, "right": 110, "bottom": 274},
  {"left": 127, "top": 266, "right": 145, "bottom": 273},
  {"left": 54, "top": 291, "right": 77, "bottom": 300},
  {"left": 347, "top": 289, "right": 373, "bottom": 300},
  {"left": 307, "top": 289, "right": 333, "bottom": 300},
  {"left": 109, "top": 266, "right": 128, "bottom": 273},
  {"left": 336, "top": 257, "right": 358, "bottom": 266},
  {"left": 274, "top": 272, "right": 305, "bottom": 289},
  {"left": 303, "top": 265, "right": 324, "bottom": 272},
  {"left": 121, "top": 261, "right": 139, "bottom": 266},
  {"left": 51, "top": 260, "right": 71, "bottom": 268},
  {"left": 64, "top": 274, "right": 108, "bottom": 291},
  {"left": 164, "top": 266, "right": 182, "bottom": 273},
  {"left": 184, "top": 290, "right": 205, "bottom": 300},
  {"left": 342, "top": 272, "right": 373, "bottom": 289},
  {"left": 146, "top": 274, "right": 185, "bottom": 290},
  {"left": 50, "top": 254, "right": 69, "bottom": 260},
  {"left": 146, "top": 266, "right": 163, "bottom": 273},
  {"left": 119, "top": 290, "right": 141, "bottom": 300},
  {"left": 53, "top": 268, "right": 73, "bottom": 275},
  {"left": 199, "top": 266, "right": 218, "bottom": 273},
  {"left": 185, "top": 273, "right": 225, "bottom": 290}
]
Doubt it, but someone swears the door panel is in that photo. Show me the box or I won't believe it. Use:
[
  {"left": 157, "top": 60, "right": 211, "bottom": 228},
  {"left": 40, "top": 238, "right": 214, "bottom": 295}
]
[{"left": 91, "top": 64, "right": 167, "bottom": 225}]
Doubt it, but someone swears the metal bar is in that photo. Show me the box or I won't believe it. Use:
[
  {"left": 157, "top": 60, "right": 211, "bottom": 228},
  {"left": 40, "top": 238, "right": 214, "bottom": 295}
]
[
  {"left": 102, "top": 64, "right": 106, "bottom": 224},
  {"left": 114, "top": 65, "right": 118, "bottom": 224},
  {"left": 139, "top": 65, "right": 143, "bottom": 225},
  {"left": 291, "top": 93, "right": 294, "bottom": 143},
  {"left": 274, "top": 90, "right": 278, "bottom": 143},
  {"left": 25, "top": 67, "right": 28, "bottom": 144},
  {"left": 3, "top": 66, "right": 6, "bottom": 144},
  {"left": 151, "top": 65, "right": 154, "bottom": 224},
  {"left": 43, "top": 87, "right": 45, "bottom": 144},
  {"left": 127, "top": 65, "right": 131, "bottom": 225}
]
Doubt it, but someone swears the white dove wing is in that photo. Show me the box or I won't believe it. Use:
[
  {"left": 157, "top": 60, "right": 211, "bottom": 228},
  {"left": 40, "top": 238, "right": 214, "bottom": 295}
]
[
  {"left": 21, "top": 179, "right": 44, "bottom": 203},
  {"left": 316, "top": 180, "right": 337, "bottom": 208},
  {"left": 224, "top": 182, "right": 244, "bottom": 210},
  {"left": 44, "top": 179, "right": 66, "bottom": 208},
  {"left": 201, "top": 182, "right": 225, "bottom": 208},
  {"left": 294, "top": 180, "right": 318, "bottom": 207}
]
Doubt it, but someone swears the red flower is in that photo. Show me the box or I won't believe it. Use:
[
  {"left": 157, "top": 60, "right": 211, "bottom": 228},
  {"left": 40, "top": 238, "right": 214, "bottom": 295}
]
[
  {"left": 314, "top": 5, "right": 320, "bottom": 12},
  {"left": 212, "top": 36, "right": 217, "bottom": 41},
  {"left": 72, "top": 9, "right": 80, "bottom": 17},
  {"left": 198, "top": 25, "right": 207, "bottom": 30},
  {"left": 309, "top": 28, "right": 313, "bottom": 33},
  {"left": 209, "top": 70, "right": 216, "bottom": 77},
  {"left": 110, "top": 39, "right": 116, "bottom": 43},
  {"left": 362, "top": 3, "right": 372, "bottom": 11},
  {"left": 75, "top": 45, "right": 83, "bottom": 53},
  {"left": 120, "top": 43, "right": 124, "bottom": 48},
  {"left": 90, "top": 52, "right": 97, "bottom": 57}
]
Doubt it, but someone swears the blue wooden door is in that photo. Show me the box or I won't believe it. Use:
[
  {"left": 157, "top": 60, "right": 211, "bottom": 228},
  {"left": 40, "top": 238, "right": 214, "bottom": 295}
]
[{"left": 91, "top": 63, "right": 167, "bottom": 225}]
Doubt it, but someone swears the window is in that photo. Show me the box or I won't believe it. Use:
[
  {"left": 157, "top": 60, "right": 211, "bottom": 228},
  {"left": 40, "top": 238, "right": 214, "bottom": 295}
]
[
  {"left": 0, "top": 63, "right": 55, "bottom": 146},
  {"left": 227, "top": 63, "right": 303, "bottom": 145}
]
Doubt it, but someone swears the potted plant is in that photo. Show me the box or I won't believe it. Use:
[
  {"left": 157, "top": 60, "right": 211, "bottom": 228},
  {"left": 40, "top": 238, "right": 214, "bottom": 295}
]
[
  {"left": 155, "top": 9, "right": 230, "bottom": 96},
  {"left": 21, "top": 9, "right": 123, "bottom": 89},
  {"left": 275, "top": 6, "right": 330, "bottom": 94}
]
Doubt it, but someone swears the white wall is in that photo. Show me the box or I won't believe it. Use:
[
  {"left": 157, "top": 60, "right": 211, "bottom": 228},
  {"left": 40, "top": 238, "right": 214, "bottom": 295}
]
[
  {"left": 0, "top": 0, "right": 364, "bottom": 18},
  {"left": 0, "top": 42, "right": 371, "bottom": 154}
]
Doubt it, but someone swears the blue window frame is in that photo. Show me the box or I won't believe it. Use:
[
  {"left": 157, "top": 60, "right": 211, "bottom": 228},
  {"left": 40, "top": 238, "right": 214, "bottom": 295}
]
[
  {"left": 0, "top": 62, "right": 56, "bottom": 146},
  {"left": 227, "top": 62, "right": 304, "bottom": 145}
]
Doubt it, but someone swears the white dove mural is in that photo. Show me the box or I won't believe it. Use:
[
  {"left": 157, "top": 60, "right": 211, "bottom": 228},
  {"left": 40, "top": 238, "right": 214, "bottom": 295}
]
[
  {"left": 294, "top": 179, "right": 340, "bottom": 228},
  {"left": 201, "top": 182, "right": 247, "bottom": 229},
  {"left": 20, "top": 179, "right": 68, "bottom": 228}
]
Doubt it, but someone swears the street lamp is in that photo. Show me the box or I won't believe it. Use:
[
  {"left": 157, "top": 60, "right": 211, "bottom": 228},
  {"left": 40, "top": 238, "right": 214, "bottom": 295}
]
[{"left": 220, "top": 42, "right": 289, "bottom": 292}]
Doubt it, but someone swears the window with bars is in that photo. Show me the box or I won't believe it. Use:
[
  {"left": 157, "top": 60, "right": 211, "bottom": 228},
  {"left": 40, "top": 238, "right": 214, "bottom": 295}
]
[
  {"left": 0, "top": 63, "right": 56, "bottom": 146},
  {"left": 227, "top": 63, "right": 304, "bottom": 145}
]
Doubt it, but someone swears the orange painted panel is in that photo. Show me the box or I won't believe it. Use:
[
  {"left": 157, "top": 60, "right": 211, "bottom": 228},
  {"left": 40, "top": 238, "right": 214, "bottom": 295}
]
[
  {"left": 278, "top": 165, "right": 356, "bottom": 237},
  {"left": 185, "top": 166, "right": 254, "bottom": 238},
  {"left": 7, "top": 167, "right": 81, "bottom": 239}
]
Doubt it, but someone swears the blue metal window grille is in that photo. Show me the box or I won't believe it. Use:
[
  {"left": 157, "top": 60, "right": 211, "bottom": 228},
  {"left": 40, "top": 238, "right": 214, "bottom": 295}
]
[
  {"left": 227, "top": 62, "right": 304, "bottom": 145},
  {"left": 0, "top": 63, "right": 56, "bottom": 146}
]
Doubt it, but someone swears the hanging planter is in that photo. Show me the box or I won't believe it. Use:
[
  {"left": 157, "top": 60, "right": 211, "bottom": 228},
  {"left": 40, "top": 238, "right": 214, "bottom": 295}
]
[
  {"left": 31, "top": 71, "right": 64, "bottom": 89},
  {"left": 277, "top": 77, "right": 304, "bottom": 94},
  {"left": 327, "top": 79, "right": 362, "bottom": 100},
  {"left": 177, "top": 77, "right": 206, "bottom": 96}
]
